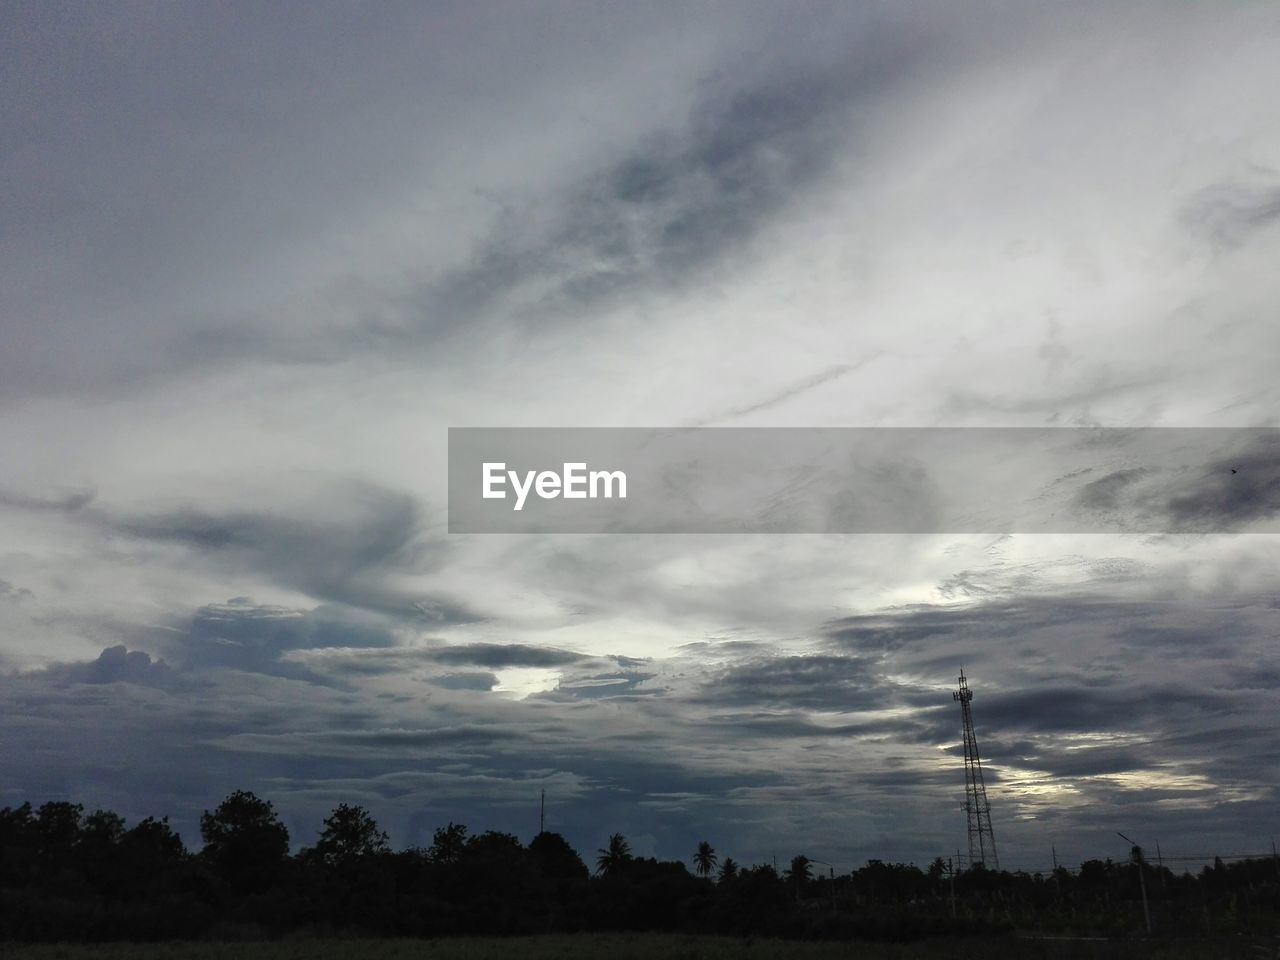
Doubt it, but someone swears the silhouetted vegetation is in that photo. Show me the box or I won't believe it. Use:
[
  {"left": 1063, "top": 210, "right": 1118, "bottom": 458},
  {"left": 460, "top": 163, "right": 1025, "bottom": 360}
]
[{"left": 1, "top": 794, "right": 1278, "bottom": 943}]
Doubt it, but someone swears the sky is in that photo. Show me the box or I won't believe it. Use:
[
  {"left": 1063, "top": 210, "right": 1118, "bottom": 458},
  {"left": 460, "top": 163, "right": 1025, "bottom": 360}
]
[{"left": 2, "top": 0, "right": 1280, "bottom": 874}]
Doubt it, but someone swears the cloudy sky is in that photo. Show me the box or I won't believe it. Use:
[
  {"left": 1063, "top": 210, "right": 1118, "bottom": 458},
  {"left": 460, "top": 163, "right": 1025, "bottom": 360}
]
[{"left": 3, "top": 1, "right": 1280, "bottom": 873}]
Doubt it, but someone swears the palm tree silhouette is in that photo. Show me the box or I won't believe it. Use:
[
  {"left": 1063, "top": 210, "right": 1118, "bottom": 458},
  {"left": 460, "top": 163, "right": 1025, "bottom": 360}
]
[
  {"left": 693, "top": 840, "right": 718, "bottom": 878},
  {"left": 785, "top": 854, "right": 812, "bottom": 893},
  {"left": 595, "top": 833, "right": 631, "bottom": 876}
]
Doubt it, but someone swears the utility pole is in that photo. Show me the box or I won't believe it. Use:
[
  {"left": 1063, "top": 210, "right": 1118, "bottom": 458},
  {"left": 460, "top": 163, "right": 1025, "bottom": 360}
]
[
  {"left": 1118, "top": 832, "right": 1152, "bottom": 935},
  {"left": 539, "top": 789, "right": 545, "bottom": 835},
  {"left": 948, "top": 857, "right": 957, "bottom": 918},
  {"left": 954, "top": 670, "right": 999, "bottom": 869}
]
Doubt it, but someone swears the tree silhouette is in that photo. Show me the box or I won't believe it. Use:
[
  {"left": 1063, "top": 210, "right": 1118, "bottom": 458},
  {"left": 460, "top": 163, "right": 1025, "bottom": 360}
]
[
  {"left": 81, "top": 809, "right": 125, "bottom": 848},
  {"left": 785, "top": 854, "right": 811, "bottom": 892},
  {"left": 199, "top": 790, "right": 289, "bottom": 892},
  {"left": 6, "top": 788, "right": 1277, "bottom": 943},
  {"left": 123, "top": 816, "right": 183, "bottom": 861},
  {"left": 118, "top": 816, "right": 185, "bottom": 889},
  {"left": 595, "top": 832, "right": 632, "bottom": 876},
  {"left": 313, "top": 803, "right": 389, "bottom": 865},
  {"left": 35, "top": 801, "right": 83, "bottom": 864},
  {"left": 459, "top": 830, "right": 527, "bottom": 896},
  {"left": 529, "top": 830, "right": 589, "bottom": 880},
  {"left": 693, "top": 840, "right": 718, "bottom": 878},
  {"left": 427, "top": 821, "right": 468, "bottom": 864},
  {"left": 78, "top": 809, "right": 126, "bottom": 885}
]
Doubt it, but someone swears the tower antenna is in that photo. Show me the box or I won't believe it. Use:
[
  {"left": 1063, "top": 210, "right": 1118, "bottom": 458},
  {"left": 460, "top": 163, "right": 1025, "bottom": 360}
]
[{"left": 953, "top": 669, "right": 998, "bottom": 869}]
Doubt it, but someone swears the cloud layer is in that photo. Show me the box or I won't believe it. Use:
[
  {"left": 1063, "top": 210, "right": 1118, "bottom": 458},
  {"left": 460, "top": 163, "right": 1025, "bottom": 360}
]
[{"left": 3, "top": 1, "right": 1279, "bottom": 871}]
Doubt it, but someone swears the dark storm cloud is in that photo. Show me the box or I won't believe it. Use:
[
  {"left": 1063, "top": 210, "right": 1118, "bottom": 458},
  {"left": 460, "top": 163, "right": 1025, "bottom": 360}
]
[
  {"left": 1074, "top": 468, "right": 1149, "bottom": 512},
  {"left": 1226, "top": 664, "right": 1280, "bottom": 690},
  {"left": 172, "top": 600, "right": 398, "bottom": 684},
  {"left": 112, "top": 487, "right": 417, "bottom": 559},
  {"left": 825, "top": 604, "right": 1008, "bottom": 652},
  {"left": 0, "top": 643, "right": 476, "bottom": 844},
  {"left": 283, "top": 648, "right": 427, "bottom": 678},
  {"left": 695, "top": 707, "right": 949, "bottom": 745},
  {"left": 1, "top": 0, "right": 578, "bottom": 395},
  {"left": 215, "top": 725, "right": 522, "bottom": 758},
  {"left": 824, "top": 591, "right": 1230, "bottom": 657},
  {"left": 814, "top": 591, "right": 1280, "bottom": 781},
  {"left": 0, "top": 3, "right": 934, "bottom": 395},
  {"left": 1162, "top": 439, "right": 1280, "bottom": 531},
  {"left": 0, "top": 486, "right": 95, "bottom": 512},
  {"left": 427, "top": 642, "right": 587, "bottom": 669},
  {"left": 697, "top": 654, "right": 889, "bottom": 710},
  {"left": 0, "top": 579, "right": 34, "bottom": 602},
  {"left": 35, "top": 644, "right": 181, "bottom": 690},
  {"left": 977, "top": 684, "right": 1236, "bottom": 735},
  {"left": 146, "top": 15, "right": 928, "bottom": 381},
  {"left": 429, "top": 672, "right": 498, "bottom": 692},
  {"left": 1181, "top": 182, "right": 1280, "bottom": 252},
  {"left": 398, "top": 49, "right": 915, "bottom": 344},
  {"left": 278, "top": 642, "right": 630, "bottom": 688},
  {"left": 4, "top": 585, "right": 1278, "bottom": 867},
  {"left": 100, "top": 483, "right": 481, "bottom": 623},
  {"left": 1057, "top": 433, "right": 1280, "bottom": 532}
]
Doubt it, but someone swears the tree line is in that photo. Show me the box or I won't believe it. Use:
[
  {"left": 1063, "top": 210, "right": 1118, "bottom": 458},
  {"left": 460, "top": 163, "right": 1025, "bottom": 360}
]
[{"left": 1, "top": 793, "right": 1278, "bottom": 941}]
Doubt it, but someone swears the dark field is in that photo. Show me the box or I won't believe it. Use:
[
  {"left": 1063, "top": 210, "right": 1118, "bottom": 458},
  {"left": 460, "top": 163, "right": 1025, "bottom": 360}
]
[{"left": 4, "top": 935, "right": 1273, "bottom": 960}]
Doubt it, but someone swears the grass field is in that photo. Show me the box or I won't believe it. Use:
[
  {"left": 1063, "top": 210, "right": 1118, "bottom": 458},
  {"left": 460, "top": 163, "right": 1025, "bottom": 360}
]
[{"left": 3, "top": 935, "right": 1269, "bottom": 960}]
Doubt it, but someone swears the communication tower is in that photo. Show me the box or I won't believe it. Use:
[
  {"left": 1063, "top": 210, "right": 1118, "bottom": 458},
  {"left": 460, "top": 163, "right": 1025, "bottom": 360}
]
[{"left": 954, "top": 670, "right": 998, "bottom": 870}]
